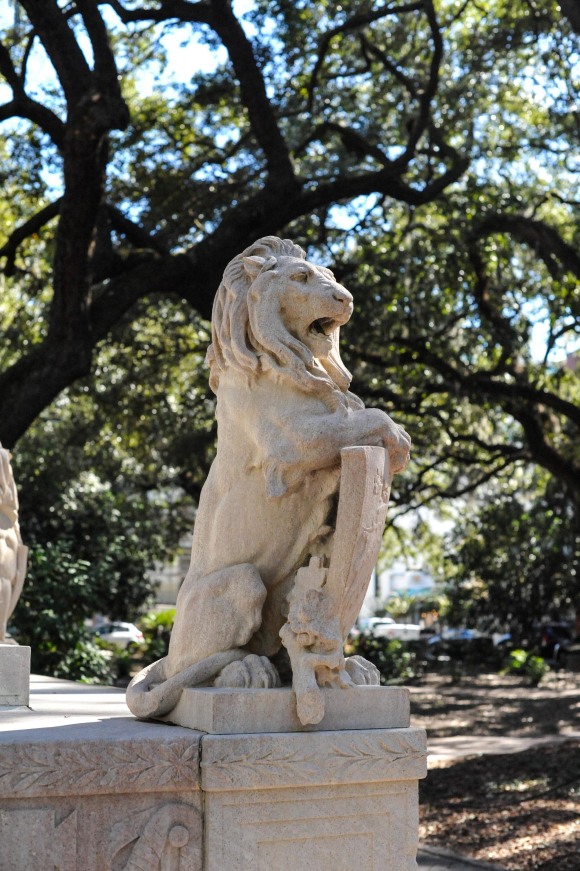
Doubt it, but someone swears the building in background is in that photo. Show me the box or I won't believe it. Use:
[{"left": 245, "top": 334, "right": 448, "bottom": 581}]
[
  {"left": 148, "top": 532, "right": 191, "bottom": 607},
  {"left": 360, "top": 563, "right": 436, "bottom": 618}
]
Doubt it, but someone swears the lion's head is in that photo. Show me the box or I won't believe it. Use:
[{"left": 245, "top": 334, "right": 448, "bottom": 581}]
[
  {"left": 0, "top": 445, "right": 19, "bottom": 529},
  {"left": 206, "top": 237, "right": 355, "bottom": 402}
]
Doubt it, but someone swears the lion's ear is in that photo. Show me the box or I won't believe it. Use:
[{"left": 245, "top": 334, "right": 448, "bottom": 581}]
[
  {"left": 243, "top": 256, "right": 266, "bottom": 279},
  {"left": 243, "top": 255, "right": 278, "bottom": 280}
]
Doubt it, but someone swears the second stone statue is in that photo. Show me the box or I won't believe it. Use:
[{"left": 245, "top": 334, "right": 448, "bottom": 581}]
[{"left": 126, "top": 235, "right": 411, "bottom": 725}]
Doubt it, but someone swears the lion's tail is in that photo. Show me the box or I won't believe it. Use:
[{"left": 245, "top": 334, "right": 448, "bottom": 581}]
[{"left": 125, "top": 649, "right": 247, "bottom": 719}]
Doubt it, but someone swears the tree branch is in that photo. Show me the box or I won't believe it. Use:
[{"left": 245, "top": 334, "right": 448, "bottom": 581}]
[
  {"left": 102, "top": 0, "right": 213, "bottom": 24},
  {"left": 77, "top": 0, "right": 126, "bottom": 96},
  {"left": 0, "top": 36, "right": 65, "bottom": 146},
  {"left": 474, "top": 213, "right": 580, "bottom": 280},
  {"left": 0, "top": 199, "right": 62, "bottom": 276},
  {"left": 0, "top": 97, "right": 65, "bottom": 147},
  {"left": 0, "top": 39, "right": 20, "bottom": 91},
  {"left": 358, "top": 33, "right": 418, "bottom": 97},
  {"left": 107, "top": 205, "right": 169, "bottom": 255},
  {"left": 401, "top": 340, "right": 580, "bottom": 429},
  {"left": 208, "top": 0, "right": 297, "bottom": 190},
  {"left": 514, "top": 405, "right": 580, "bottom": 497},
  {"left": 307, "top": 2, "right": 422, "bottom": 112},
  {"left": 294, "top": 121, "right": 391, "bottom": 168},
  {"left": 18, "top": 1, "right": 92, "bottom": 106},
  {"left": 391, "top": 0, "right": 444, "bottom": 171}
]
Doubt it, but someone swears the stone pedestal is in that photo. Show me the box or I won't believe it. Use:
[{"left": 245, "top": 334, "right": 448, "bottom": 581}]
[
  {"left": 0, "top": 644, "right": 30, "bottom": 706},
  {"left": 163, "top": 685, "right": 410, "bottom": 733},
  {"left": 0, "top": 682, "right": 427, "bottom": 870},
  {"left": 202, "top": 726, "right": 426, "bottom": 871}
]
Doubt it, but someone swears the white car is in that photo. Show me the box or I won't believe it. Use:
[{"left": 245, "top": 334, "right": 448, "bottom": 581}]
[
  {"left": 91, "top": 621, "right": 145, "bottom": 650},
  {"left": 359, "top": 616, "right": 421, "bottom": 642}
]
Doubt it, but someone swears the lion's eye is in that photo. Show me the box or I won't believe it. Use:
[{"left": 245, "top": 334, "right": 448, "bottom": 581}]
[{"left": 291, "top": 271, "right": 308, "bottom": 283}]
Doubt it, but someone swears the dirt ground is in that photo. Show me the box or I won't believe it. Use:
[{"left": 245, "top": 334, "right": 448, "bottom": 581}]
[{"left": 411, "top": 672, "right": 580, "bottom": 870}]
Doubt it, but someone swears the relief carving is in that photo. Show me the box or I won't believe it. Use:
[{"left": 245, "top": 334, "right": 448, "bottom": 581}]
[
  {"left": 109, "top": 802, "right": 201, "bottom": 871},
  {"left": 0, "top": 739, "right": 199, "bottom": 798},
  {"left": 201, "top": 729, "right": 427, "bottom": 791}
]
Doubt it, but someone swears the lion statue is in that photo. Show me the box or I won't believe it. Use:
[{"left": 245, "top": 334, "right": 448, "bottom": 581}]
[
  {"left": 0, "top": 444, "right": 28, "bottom": 644},
  {"left": 126, "top": 236, "right": 410, "bottom": 720}
]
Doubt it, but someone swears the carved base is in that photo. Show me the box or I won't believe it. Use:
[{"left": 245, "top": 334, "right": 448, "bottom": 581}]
[
  {"left": 0, "top": 685, "right": 427, "bottom": 870},
  {"left": 162, "top": 685, "right": 410, "bottom": 733},
  {"left": 0, "top": 715, "right": 204, "bottom": 871},
  {"left": 202, "top": 726, "right": 426, "bottom": 871},
  {"left": 0, "top": 644, "right": 30, "bottom": 706}
]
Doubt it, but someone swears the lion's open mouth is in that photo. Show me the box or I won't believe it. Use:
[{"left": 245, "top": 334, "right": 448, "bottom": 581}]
[{"left": 309, "top": 317, "right": 337, "bottom": 337}]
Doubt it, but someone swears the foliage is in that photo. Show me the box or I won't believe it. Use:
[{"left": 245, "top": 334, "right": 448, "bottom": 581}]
[
  {"left": 10, "top": 430, "right": 187, "bottom": 679},
  {"left": 52, "top": 639, "right": 116, "bottom": 685},
  {"left": 503, "top": 648, "right": 550, "bottom": 686},
  {"left": 12, "top": 541, "right": 96, "bottom": 677},
  {"left": 138, "top": 608, "right": 176, "bottom": 664},
  {"left": 425, "top": 634, "right": 505, "bottom": 679},
  {"left": 445, "top": 473, "right": 580, "bottom": 635},
  {"left": 0, "top": 1, "right": 577, "bottom": 494},
  {"left": 12, "top": 541, "right": 118, "bottom": 683},
  {"left": 347, "top": 634, "right": 419, "bottom": 684},
  {"left": 383, "top": 593, "right": 415, "bottom": 620}
]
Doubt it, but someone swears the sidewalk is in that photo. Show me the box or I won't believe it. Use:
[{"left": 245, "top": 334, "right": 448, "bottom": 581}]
[
  {"left": 418, "top": 846, "right": 507, "bottom": 870},
  {"left": 426, "top": 730, "right": 580, "bottom": 765}
]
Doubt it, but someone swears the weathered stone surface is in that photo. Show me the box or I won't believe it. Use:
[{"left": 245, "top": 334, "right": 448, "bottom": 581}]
[
  {"left": 201, "top": 727, "right": 427, "bottom": 791},
  {"left": 0, "top": 794, "right": 203, "bottom": 871},
  {"left": 0, "top": 644, "right": 30, "bottom": 706},
  {"left": 202, "top": 728, "right": 427, "bottom": 871},
  {"left": 0, "top": 684, "right": 204, "bottom": 871},
  {"left": 0, "top": 443, "right": 28, "bottom": 645},
  {"left": 204, "top": 780, "right": 421, "bottom": 871},
  {"left": 164, "top": 685, "right": 410, "bottom": 734},
  {"left": 127, "top": 237, "right": 411, "bottom": 726},
  {"left": 0, "top": 727, "right": 201, "bottom": 798},
  {"left": 0, "top": 678, "right": 426, "bottom": 871}
]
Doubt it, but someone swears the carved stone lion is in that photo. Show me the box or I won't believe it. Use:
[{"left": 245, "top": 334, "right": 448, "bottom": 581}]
[
  {"left": 127, "top": 237, "right": 410, "bottom": 720},
  {"left": 0, "top": 445, "right": 28, "bottom": 644}
]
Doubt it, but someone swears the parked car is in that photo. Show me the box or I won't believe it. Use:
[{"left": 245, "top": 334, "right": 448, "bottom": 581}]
[
  {"left": 358, "top": 616, "right": 422, "bottom": 642},
  {"left": 558, "top": 636, "right": 580, "bottom": 672},
  {"left": 534, "top": 622, "right": 574, "bottom": 661},
  {"left": 425, "top": 628, "right": 499, "bottom": 665},
  {"left": 91, "top": 622, "right": 145, "bottom": 650}
]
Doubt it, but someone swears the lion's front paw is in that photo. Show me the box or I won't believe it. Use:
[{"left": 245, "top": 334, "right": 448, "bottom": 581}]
[
  {"left": 345, "top": 655, "right": 380, "bottom": 686},
  {"left": 387, "top": 422, "right": 411, "bottom": 474},
  {"left": 214, "top": 654, "right": 282, "bottom": 689}
]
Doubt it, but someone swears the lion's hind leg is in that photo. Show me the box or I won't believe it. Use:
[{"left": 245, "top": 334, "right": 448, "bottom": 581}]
[
  {"left": 165, "top": 562, "right": 267, "bottom": 678},
  {"left": 127, "top": 562, "right": 276, "bottom": 720}
]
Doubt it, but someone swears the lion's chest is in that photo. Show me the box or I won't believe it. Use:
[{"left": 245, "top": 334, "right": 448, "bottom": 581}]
[{"left": 189, "top": 375, "right": 340, "bottom": 586}]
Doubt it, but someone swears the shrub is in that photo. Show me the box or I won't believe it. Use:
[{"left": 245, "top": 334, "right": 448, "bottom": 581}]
[
  {"left": 52, "top": 639, "right": 115, "bottom": 685},
  {"left": 138, "top": 608, "right": 176, "bottom": 664},
  {"left": 346, "top": 634, "right": 418, "bottom": 684},
  {"left": 503, "top": 648, "right": 550, "bottom": 686}
]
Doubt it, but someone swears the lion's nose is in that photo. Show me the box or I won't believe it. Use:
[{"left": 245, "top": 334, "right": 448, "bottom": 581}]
[{"left": 333, "top": 286, "right": 353, "bottom": 305}]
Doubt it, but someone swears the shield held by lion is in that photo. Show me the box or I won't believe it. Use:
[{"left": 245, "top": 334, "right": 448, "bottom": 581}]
[{"left": 126, "top": 236, "right": 410, "bottom": 725}]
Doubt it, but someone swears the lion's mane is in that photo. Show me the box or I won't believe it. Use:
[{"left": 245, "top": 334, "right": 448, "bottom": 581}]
[{"left": 206, "top": 236, "right": 353, "bottom": 403}]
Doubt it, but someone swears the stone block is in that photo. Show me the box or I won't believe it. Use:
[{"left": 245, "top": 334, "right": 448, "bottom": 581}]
[
  {"left": 0, "top": 645, "right": 30, "bottom": 706},
  {"left": 201, "top": 726, "right": 427, "bottom": 871},
  {"left": 164, "top": 684, "right": 410, "bottom": 733},
  {"left": 0, "top": 716, "right": 204, "bottom": 871}
]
